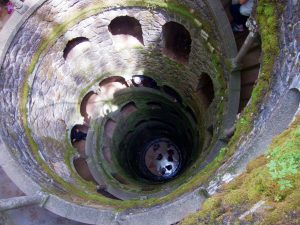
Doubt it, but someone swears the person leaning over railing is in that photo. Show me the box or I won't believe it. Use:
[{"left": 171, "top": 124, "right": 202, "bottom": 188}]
[{"left": 230, "top": 0, "right": 254, "bottom": 32}]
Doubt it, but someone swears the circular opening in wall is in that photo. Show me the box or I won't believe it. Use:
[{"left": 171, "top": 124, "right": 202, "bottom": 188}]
[
  {"left": 96, "top": 187, "right": 121, "bottom": 200},
  {"left": 102, "top": 145, "right": 113, "bottom": 164},
  {"left": 131, "top": 75, "right": 158, "bottom": 89},
  {"left": 108, "top": 16, "right": 144, "bottom": 48},
  {"left": 80, "top": 91, "right": 102, "bottom": 123},
  {"left": 72, "top": 139, "right": 86, "bottom": 157},
  {"left": 99, "top": 77, "right": 128, "bottom": 99},
  {"left": 112, "top": 173, "right": 130, "bottom": 185},
  {"left": 70, "top": 125, "right": 88, "bottom": 145},
  {"left": 99, "top": 76, "right": 128, "bottom": 87},
  {"left": 185, "top": 106, "right": 198, "bottom": 123},
  {"left": 162, "top": 21, "right": 192, "bottom": 64},
  {"left": 196, "top": 72, "right": 215, "bottom": 107},
  {"left": 104, "top": 119, "right": 117, "bottom": 139},
  {"left": 121, "top": 102, "right": 137, "bottom": 117},
  {"left": 162, "top": 85, "right": 182, "bottom": 104},
  {"left": 73, "top": 158, "right": 96, "bottom": 183},
  {"left": 63, "top": 37, "right": 90, "bottom": 60}
]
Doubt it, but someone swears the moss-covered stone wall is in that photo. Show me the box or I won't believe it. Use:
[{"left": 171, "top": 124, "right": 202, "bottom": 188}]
[{"left": 0, "top": 0, "right": 229, "bottom": 209}]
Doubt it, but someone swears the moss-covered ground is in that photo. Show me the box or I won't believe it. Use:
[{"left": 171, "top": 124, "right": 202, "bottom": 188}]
[{"left": 180, "top": 117, "right": 300, "bottom": 225}]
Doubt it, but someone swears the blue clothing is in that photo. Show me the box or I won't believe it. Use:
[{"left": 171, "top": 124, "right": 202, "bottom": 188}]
[
  {"left": 240, "top": 0, "right": 254, "bottom": 16},
  {"left": 231, "top": 4, "right": 249, "bottom": 26}
]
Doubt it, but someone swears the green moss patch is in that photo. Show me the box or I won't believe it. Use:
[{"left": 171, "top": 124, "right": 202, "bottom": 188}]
[
  {"left": 180, "top": 117, "right": 300, "bottom": 225},
  {"left": 227, "top": 0, "right": 284, "bottom": 156}
]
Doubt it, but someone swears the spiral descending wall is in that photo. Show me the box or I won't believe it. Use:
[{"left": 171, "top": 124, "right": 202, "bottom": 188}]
[{"left": 0, "top": 0, "right": 299, "bottom": 224}]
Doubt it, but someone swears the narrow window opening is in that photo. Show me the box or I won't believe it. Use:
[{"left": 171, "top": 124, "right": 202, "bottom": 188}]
[
  {"left": 162, "top": 21, "right": 191, "bottom": 64},
  {"left": 131, "top": 75, "right": 158, "bottom": 89},
  {"left": 70, "top": 125, "right": 88, "bottom": 145},
  {"left": 112, "top": 173, "right": 129, "bottom": 185},
  {"left": 73, "top": 158, "right": 96, "bottom": 182},
  {"left": 185, "top": 106, "right": 198, "bottom": 123},
  {"left": 162, "top": 85, "right": 182, "bottom": 104},
  {"left": 102, "top": 146, "right": 113, "bottom": 164},
  {"left": 80, "top": 91, "right": 102, "bottom": 124},
  {"left": 99, "top": 76, "right": 128, "bottom": 87},
  {"left": 121, "top": 102, "right": 137, "bottom": 117},
  {"left": 196, "top": 73, "right": 215, "bottom": 107},
  {"left": 99, "top": 76, "right": 128, "bottom": 99},
  {"left": 70, "top": 124, "right": 88, "bottom": 159},
  {"left": 108, "top": 16, "right": 144, "bottom": 47},
  {"left": 63, "top": 37, "right": 90, "bottom": 60},
  {"left": 96, "top": 187, "right": 121, "bottom": 200},
  {"left": 104, "top": 119, "right": 117, "bottom": 139}
]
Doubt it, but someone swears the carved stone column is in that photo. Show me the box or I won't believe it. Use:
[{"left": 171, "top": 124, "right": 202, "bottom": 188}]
[{"left": 232, "top": 17, "right": 259, "bottom": 70}]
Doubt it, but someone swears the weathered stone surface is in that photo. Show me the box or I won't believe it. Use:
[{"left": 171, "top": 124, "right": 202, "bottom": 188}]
[
  {"left": 207, "top": 0, "right": 300, "bottom": 195},
  {"left": 0, "top": 3, "right": 225, "bottom": 188},
  {"left": 0, "top": 0, "right": 239, "bottom": 224}
]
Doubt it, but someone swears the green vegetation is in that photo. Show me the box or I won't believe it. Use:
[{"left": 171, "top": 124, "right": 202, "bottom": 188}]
[
  {"left": 180, "top": 2, "right": 298, "bottom": 222},
  {"left": 211, "top": 51, "right": 227, "bottom": 137},
  {"left": 267, "top": 121, "right": 300, "bottom": 191},
  {"left": 180, "top": 118, "right": 300, "bottom": 225},
  {"left": 227, "top": 0, "right": 284, "bottom": 156}
]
